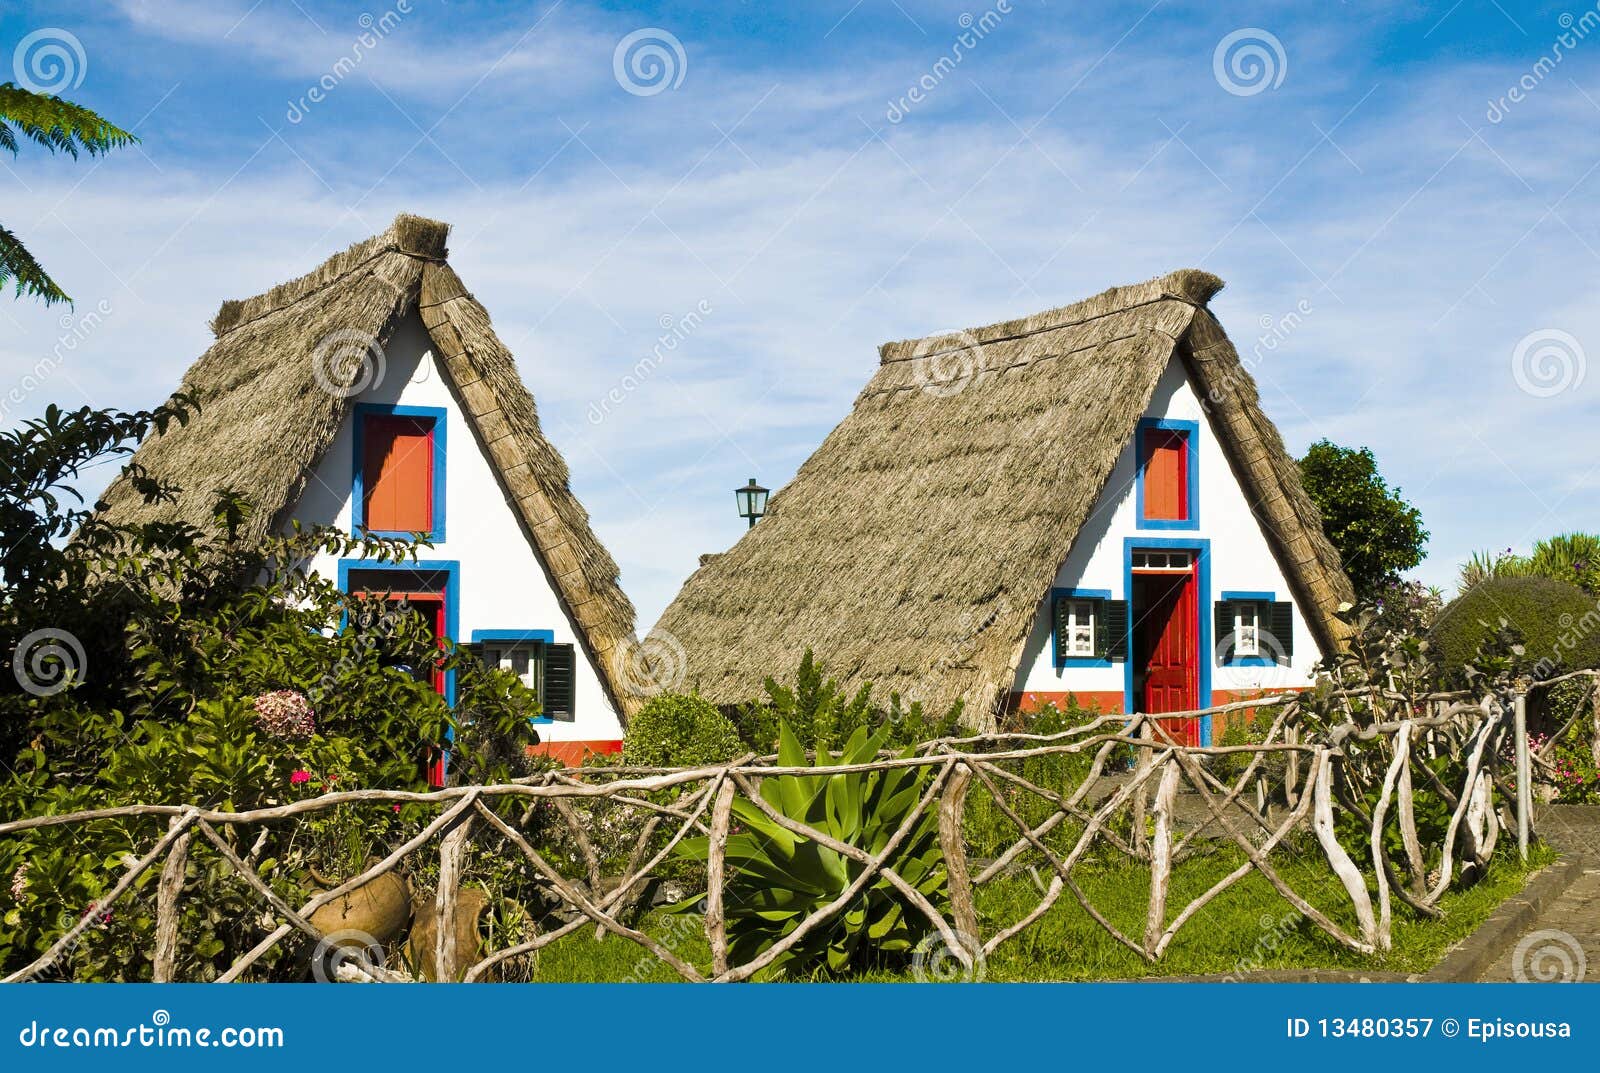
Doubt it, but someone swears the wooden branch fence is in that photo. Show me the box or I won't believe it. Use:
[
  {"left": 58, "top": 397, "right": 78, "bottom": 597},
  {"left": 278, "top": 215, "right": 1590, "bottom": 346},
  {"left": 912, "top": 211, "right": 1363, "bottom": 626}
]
[{"left": 1, "top": 677, "right": 1581, "bottom": 984}]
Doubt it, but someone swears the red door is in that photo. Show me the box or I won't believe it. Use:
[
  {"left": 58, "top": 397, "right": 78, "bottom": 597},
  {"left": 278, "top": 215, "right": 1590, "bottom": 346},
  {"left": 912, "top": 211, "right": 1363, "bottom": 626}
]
[
  {"left": 355, "top": 590, "right": 448, "bottom": 784},
  {"left": 1133, "top": 567, "right": 1199, "bottom": 746}
]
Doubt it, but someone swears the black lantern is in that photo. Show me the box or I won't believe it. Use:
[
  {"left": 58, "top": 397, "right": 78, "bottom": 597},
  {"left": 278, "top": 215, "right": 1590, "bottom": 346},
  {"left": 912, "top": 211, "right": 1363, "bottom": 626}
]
[{"left": 735, "top": 477, "right": 769, "bottom": 529}]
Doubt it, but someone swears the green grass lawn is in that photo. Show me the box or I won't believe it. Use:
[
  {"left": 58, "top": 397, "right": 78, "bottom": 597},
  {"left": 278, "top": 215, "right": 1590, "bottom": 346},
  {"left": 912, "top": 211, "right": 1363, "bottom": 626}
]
[{"left": 512, "top": 840, "right": 1557, "bottom": 983}]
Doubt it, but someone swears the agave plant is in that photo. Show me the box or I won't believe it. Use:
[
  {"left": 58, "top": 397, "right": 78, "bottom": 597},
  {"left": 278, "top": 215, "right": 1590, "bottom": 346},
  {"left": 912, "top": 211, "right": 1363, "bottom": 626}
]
[{"left": 673, "top": 722, "right": 947, "bottom": 976}]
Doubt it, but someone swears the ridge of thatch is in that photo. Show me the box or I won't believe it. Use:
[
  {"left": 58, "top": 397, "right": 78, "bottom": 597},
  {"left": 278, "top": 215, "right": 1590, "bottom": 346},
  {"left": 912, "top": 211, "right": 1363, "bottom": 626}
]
[
  {"left": 96, "top": 213, "right": 641, "bottom": 719},
  {"left": 654, "top": 269, "right": 1352, "bottom": 724}
]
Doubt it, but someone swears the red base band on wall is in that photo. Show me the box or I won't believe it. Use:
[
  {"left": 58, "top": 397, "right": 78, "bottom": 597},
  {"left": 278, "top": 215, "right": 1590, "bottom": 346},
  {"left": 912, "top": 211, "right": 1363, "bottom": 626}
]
[{"left": 527, "top": 740, "right": 625, "bottom": 768}]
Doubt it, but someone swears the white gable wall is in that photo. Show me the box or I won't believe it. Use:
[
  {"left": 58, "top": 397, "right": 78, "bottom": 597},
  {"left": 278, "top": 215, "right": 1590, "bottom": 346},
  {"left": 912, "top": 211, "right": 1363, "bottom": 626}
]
[
  {"left": 289, "top": 311, "right": 623, "bottom": 743},
  {"left": 1010, "top": 352, "right": 1322, "bottom": 724}
]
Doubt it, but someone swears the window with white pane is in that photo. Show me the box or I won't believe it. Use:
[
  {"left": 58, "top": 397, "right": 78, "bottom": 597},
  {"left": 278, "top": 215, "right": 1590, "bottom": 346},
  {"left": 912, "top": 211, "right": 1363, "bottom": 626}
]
[
  {"left": 1061, "top": 600, "right": 1096, "bottom": 657},
  {"left": 1231, "top": 602, "right": 1263, "bottom": 657}
]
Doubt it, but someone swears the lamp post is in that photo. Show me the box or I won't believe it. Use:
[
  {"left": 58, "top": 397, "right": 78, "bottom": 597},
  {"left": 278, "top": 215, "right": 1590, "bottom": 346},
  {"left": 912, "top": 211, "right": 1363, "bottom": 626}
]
[{"left": 734, "top": 477, "right": 769, "bottom": 529}]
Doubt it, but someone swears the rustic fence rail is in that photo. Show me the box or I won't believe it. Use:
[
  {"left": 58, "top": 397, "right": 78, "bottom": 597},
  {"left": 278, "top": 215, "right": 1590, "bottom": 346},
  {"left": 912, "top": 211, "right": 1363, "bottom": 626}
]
[{"left": 3, "top": 675, "right": 1589, "bottom": 983}]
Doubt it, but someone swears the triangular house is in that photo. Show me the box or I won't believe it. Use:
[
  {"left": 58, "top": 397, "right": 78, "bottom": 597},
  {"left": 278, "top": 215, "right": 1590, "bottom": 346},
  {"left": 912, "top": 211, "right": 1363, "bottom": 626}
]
[
  {"left": 655, "top": 270, "right": 1353, "bottom": 743},
  {"left": 98, "top": 214, "right": 638, "bottom": 764}
]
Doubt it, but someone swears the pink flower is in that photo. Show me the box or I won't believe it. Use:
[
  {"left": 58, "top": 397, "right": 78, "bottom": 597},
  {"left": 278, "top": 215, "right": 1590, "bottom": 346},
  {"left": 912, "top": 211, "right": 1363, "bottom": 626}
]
[
  {"left": 290, "top": 770, "right": 311, "bottom": 785},
  {"left": 252, "top": 690, "right": 316, "bottom": 741},
  {"left": 392, "top": 804, "right": 402, "bottom": 813}
]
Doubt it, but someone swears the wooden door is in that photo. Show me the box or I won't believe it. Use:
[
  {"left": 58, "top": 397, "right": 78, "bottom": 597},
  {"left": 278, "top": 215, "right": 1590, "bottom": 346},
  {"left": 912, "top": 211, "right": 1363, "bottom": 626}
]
[
  {"left": 355, "top": 589, "right": 448, "bottom": 784},
  {"left": 1134, "top": 568, "right": 1198, "bottom": 746}
]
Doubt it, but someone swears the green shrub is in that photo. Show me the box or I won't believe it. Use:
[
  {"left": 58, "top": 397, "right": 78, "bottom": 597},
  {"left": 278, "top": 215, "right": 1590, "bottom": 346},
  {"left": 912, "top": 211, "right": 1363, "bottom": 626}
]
[
  {"left": 1536, "top": 678, "right": 1599, "bottom": 803},
  {"left": 671, "top": 722, "right": 945, "bottom": 976},
  {"left": 623, "top": 693, "right": 742, "bottom": 768},
  {"left": 1429, "top": 577, "right": 1600, "bottom": 684},
  {"left": 733, "top": 649, "right": 963, "bottom": 755}
]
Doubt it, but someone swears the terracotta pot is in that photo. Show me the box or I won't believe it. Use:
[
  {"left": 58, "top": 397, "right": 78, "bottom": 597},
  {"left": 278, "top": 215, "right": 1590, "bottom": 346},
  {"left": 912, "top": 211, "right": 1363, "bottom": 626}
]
[
  {"left": 406, "top": 885, "right": 490, "bottom": 981},
  {"left": 306, "top": 869, "right": 411, "bottom": 946}
]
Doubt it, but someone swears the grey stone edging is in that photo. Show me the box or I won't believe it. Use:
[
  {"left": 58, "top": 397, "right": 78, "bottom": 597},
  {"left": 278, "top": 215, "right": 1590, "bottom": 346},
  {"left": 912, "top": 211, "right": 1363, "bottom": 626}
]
[{"left": 1419, "top": 855, "right": 1588, "bottom": 982}]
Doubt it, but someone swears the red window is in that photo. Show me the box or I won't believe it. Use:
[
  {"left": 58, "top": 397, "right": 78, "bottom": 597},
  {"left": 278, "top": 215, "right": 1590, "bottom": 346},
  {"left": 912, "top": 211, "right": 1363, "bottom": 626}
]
[
  {"left": 1142, "top": 428, "right": 1189, "bottom": 522},
  {"left": 362, "top": 415, "right": 434, "bottom": 533}
]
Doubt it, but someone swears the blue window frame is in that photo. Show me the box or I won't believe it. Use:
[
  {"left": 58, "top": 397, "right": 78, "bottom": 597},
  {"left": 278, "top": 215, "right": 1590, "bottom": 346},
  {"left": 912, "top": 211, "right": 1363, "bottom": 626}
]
[
  {"left": 472, "top": 629, "right": 556, "bottom": 724},
  {"left": 1134, "top": 417, "right": 1199, "bottom": 531},
  {"left": 337, "top": 558, "right": 461, "bottom": 706},
  {"left": 1051, "top": 587, "right": 1115, "bottom": 668},
  {"left": 1122, "top": 537, "right": 1213, "bottom": 745},
  {"left": 1217, "top": 590, "right": 1279, "bottom": 667},
  {"left": 351, "top": 403, "right": 448, "bottom": 541}
]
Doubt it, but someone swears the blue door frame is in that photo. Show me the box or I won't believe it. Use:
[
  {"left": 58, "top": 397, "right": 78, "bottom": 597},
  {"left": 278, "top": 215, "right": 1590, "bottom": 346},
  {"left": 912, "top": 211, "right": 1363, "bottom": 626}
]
[{"left": 1122, "top": 537, "right": 1213, "bottom": 746}]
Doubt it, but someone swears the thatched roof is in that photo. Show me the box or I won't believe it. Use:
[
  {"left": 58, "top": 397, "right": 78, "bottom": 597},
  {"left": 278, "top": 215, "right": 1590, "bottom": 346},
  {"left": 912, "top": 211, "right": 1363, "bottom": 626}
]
[
  {"left": 654, "top": 269, "right": 1353, "bottom": 721},
  {"left": 96, "top": 213, "right": 641, "bottom": 718}
]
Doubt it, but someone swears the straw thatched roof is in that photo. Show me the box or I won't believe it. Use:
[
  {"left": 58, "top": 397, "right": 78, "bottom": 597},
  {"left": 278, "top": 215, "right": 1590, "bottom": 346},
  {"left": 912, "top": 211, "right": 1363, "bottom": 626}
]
[
  {"left": 96, "top": 213, "right": 640, "bottom": 718},
  {"left": 654, "top": 269, "right": 1353, "bottom": 722}
]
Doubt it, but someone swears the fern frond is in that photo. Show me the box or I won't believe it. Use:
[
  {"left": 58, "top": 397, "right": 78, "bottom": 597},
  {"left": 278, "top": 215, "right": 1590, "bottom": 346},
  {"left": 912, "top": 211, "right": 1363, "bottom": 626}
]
[
  {"left": 0, "top": 221, "right": 71, "bottom": 305},
  {"left": 0, "top": 83, "right": 136, "bottom": 158}
]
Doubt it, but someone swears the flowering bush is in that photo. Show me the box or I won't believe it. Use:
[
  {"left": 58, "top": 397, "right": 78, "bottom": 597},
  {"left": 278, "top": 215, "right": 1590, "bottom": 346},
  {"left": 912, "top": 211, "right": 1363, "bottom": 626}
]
[
  {"left": 253, "top": 690, "right": 316, "bottom": 740},
  {"left": 0, "top": 402, "right": 544, "bottom": 980}
]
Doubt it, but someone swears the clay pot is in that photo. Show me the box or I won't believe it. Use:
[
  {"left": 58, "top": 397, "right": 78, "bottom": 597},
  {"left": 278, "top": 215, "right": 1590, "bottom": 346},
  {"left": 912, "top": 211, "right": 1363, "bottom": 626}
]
[
  {"left": 306, "top": 869, "right": 412, "bottom": 947},
  {"left": 406, "top": 885, "right": 490, "bottom": 981}
]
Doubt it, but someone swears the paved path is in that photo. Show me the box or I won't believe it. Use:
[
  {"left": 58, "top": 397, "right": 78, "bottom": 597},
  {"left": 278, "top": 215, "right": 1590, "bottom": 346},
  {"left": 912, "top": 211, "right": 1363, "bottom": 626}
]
[{"left": 1478, "top": 805, "right": 1600, "bottom": 983}]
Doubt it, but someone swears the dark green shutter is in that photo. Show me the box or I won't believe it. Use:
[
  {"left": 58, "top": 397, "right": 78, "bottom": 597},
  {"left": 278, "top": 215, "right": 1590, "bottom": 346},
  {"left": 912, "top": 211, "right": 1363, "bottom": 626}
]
[
  {"left": 1214, "top": 601, "right": 1234, "bottom": 659},
  {"left": 1100, "top": 599, "right": 1129, "bottom": 661},
  {"left": 1052, "top": 594, "right": 1070, "bottom": 664},
  {"left": 542, "top": 643, "right": 576, "bottom": 721},
  {"left": 1269, "top": 602, "right": 1294, "bottom": 662}
]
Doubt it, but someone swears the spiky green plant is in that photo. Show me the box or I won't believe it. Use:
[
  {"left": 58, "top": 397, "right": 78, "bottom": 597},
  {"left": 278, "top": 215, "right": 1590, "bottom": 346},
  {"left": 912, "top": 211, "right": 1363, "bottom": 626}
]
[
  {"left": 673, "top": 722, "right": 947, "bottom": 976},
  {"left": 1527, "top": 533, "right": 1600, "bottom": 594},
  {"left": 0, "top": 83, "right": 136, "bottom": 305}
]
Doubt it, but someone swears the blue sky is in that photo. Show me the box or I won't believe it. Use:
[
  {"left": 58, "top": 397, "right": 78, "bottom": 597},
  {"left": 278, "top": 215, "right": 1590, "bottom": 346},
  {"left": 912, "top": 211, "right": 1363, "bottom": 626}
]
[{"left": 3, "top": 0, "right": 1598, "bottom": 624}]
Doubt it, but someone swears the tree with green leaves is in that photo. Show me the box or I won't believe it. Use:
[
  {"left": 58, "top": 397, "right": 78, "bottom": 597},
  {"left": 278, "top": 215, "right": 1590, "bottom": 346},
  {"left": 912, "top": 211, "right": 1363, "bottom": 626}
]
[
  {"left": 1297, "top": 439, "right": 1428, "bottom": 598},
  {"left": 0, "top": 83, "right": 136, "bottom": 305}
]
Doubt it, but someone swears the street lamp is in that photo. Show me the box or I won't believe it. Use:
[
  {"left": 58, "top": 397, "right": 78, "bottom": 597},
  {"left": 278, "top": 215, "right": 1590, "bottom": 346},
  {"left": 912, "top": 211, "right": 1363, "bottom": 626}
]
[{"left": 734, "top": 477, "right": 769, "bottom": 529}]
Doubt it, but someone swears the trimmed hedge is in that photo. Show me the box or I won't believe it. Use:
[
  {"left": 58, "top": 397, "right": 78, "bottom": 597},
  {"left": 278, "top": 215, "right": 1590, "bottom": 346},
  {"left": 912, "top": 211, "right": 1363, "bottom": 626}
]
[
  {"left": 622, "top": 693, "right": 743, "bottom": 768},
  {"left": 1430, "top": 577, "right": 1600, "bottom": 680}
]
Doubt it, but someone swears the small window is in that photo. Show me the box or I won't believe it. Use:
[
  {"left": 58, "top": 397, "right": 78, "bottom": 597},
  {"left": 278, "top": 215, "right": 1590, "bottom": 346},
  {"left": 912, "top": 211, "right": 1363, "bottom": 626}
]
[
  {"left": 1215, "top": 597, "right": 1294, "bottom": 663},
  {"left": 1137, "top": 421, "right": 1197, "bottom": 528},
  {"left": 1232, "top": 602, "right": 1262, "bottom": 657},
  {"left": 473, "top": 631, "right": 575, "bottom": 722},
  {"left": 1131, "top": 550, "right": 1193, "bottom": 571},
  {"left": 1062, "top": 600, "right": 1096, "bottom": 657},
  {"left": 355, "top": 407, "right": 445, "bottom": 539},
  {"left": 1052, "top": 593, "right": 1128, "bottom": 664},
  {"left": 1142, "top": 428, "right": 1188, "bottom": 521},
  {"left": 483, "top": 639, "right": 545, "bottom": 692}
]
